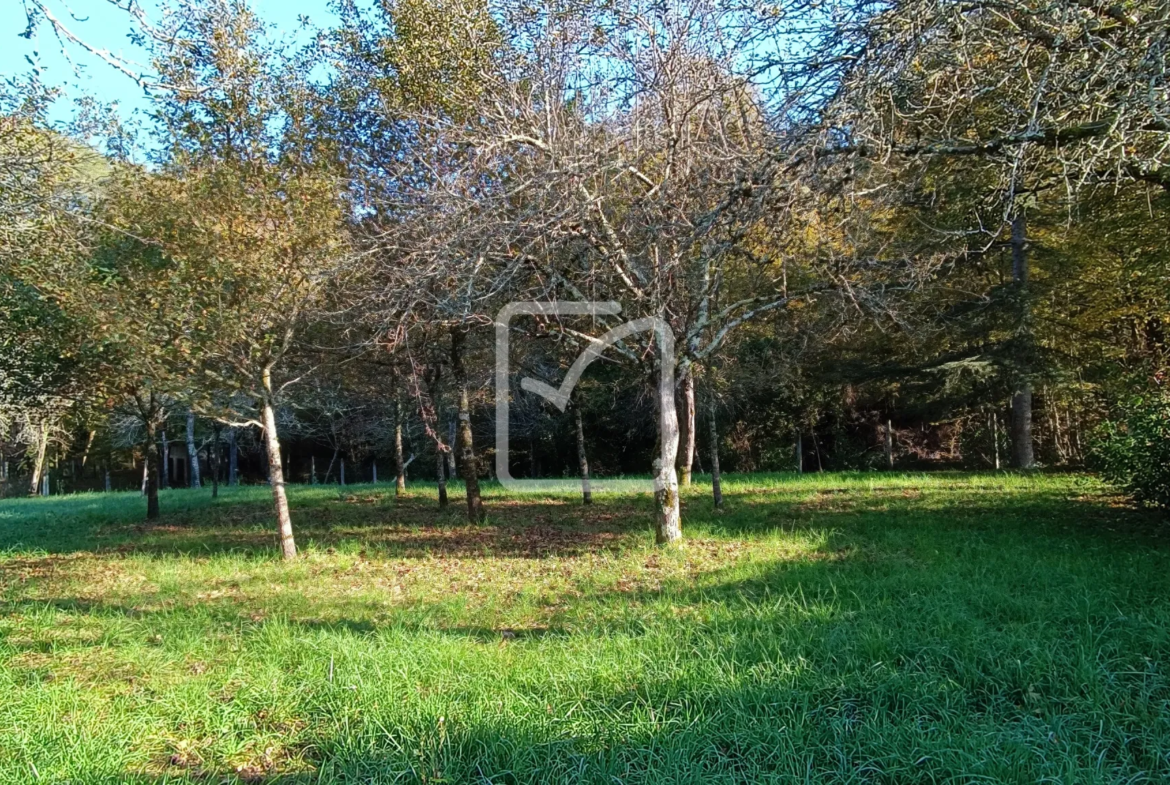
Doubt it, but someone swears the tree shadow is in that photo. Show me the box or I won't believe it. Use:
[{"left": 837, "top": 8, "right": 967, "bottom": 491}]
[{"left": 30, "top": 548, "right": 1170, "bottom": 783}]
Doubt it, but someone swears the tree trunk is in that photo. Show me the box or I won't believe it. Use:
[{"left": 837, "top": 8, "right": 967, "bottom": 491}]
[
  {"left": 228, "top": 428, "right": 239, "bottom": 486},
  {"left": 1010, "top": 211, "right": 1036, "bottom": 469},
  {"left": 709, "top": 394, "right": 723, "bottom": 510},
  {"left": 885, "top": 419, "right": 894, "bottom": 469},
  {"left": 210, "top": 425, "right": 220, "bottom": 499},
  {"left": 813, "top": 431, "right": 823, "bottom": 472},
  {"left": 575, "top": 405, "right": 592, "bottom": 505},
  {"left": 447, "top": 417, "right": 458, "bottom": 479},
  {"left": 80, "top": 429, "right": 96, "bottom": 469},
  {"left": 261, "top": 380, "right": 296, "bottom": 560},
  {"left": 992, "top": 411, "right": 1001, "bottom": 470},
  {"left": 436, "top": 449, "right": 448, "bottom": 508},
  {"left": 654, "top": 366, "right": 682, "bottom": 544},
  {"left": 186, "top": 411, "right": 201, "bottom": 488},
  {"left": 144, "top": 419, "right": 160, "bottom": 519},
  {"left": 27, "top": 425, "right": 48, "bottom": 497},
  {"left": 677, "top": 369, "right": 696, "bottom": 486},
  {"left": 795, "top": 429, "right": 803, "bottom": 474},
  {"left": 395, "top": 397, "right": 406, "bottom": 495},
  {"left": 1011, "top": 387, "right": 1035, "bottom": 469},
  {"left": 160, "top": 429, "right": 170, "bottom": 488},
  {"left": 340, "top": 458, "right": 346, "bottom": 486},
  {"left": 372, "top": 461, "right": 378, "bottom": 483},
  {"left": 451, "top": 330, "right": 483, "bottom": 523},
  {"left": 104, "top": 466, "right": 111, "bottom": 492}
]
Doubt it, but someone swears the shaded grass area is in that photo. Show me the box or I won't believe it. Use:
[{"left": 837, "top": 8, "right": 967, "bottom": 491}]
[{"left": 1, "top": 473, "right": 1168, "bottom": 783}]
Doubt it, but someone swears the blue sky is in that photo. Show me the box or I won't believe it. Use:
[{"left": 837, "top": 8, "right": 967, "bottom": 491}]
[{"left": 0, "top": 0, "right": 340, "bottom": 127}]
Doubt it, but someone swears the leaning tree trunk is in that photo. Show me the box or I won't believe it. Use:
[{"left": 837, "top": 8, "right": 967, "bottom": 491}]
[
  {"left": 27, "top": 424, "right": 48, "bottom": 498},
  {"left": 394, "top": 397, "right": 406, "bottom": 496},
  {"left": 261, "top": 373, "right": 297, "bottom": 560},
  {"left": 677, "top": 370, "right": 696, "bottom": 486},
  {"left": 80, "top": 429, "right": 96, "bottom": 469},
  {"left": 655, "top": 365, "right": 682, "bottom": 545},
  {"left": 451, "top": 330, "right": 483, "bottom": 523},
  {"left": 186, "top": 411, "right": 201, "bottom": 488},
  {"left": 575, "top": 404, "right": 592, "bottom": 505},
  {"left": 1009, "top": 211, "right": 1036, "bottom": 469},
  {"left": 709, "top": 394, "right": 723, "bottom": 510},
  {"left": 143, "top": 418, "right": 160, "bottom": 520}
]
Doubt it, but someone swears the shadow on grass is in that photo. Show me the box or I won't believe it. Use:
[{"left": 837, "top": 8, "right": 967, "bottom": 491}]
[{"left": 18, "top": 544, "right": 1170, "bottom": 784}]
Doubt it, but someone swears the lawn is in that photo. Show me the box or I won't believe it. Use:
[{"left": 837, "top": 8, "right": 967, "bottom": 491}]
[{"left": 0, "top": 472, "right": 1168, "bottom": 784}]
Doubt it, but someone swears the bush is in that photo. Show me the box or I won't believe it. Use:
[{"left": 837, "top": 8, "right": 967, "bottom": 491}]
[{"left": 1091, "top": 383, "right": 1170, "bottom": 511}]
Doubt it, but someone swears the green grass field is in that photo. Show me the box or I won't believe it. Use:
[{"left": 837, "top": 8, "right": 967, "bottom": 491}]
[{"left": 1, "top": 473, "right": 1168, "bottom": 784}]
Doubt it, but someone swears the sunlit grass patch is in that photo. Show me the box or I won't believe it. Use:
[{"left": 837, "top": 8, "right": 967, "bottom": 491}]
[{"left": 0, "top": 472, "right": 1167, "bottom": 783}]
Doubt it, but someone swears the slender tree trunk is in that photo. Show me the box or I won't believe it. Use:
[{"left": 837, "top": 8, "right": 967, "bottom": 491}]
[
  {"left": 447, "top": 417, "right": 458, "bottom": 479},
  {"left": 210, "top": 425, "right": 220, "bottom": 499},
  {"left": 340, "top": 458, "right": 346, "bottom": 486},
  {"left": 451, "top": 330, "right": 483, "bottom": 523},
  {"left": 324, "top": 445, "right": 338, "bottom": 484},
  {"left": 436, "top": 449, "right": 448, "bottom": 509},
  {"left": 395, "top": 397, "right": 406, "bottom": 495},
  {"left": 372, "top": 461, "right": 378, "bottom": 483},
  {"left": 992, "top": 411, "right": 1001, "bottom": 470},
  {"left": 261, "top": 378, "right": 296, "bottom": 560},
  {"left": 141, "top": 457, "right": 148, "bottom": 495},
  {"left": 654, "top": 365, "right": 681, "bottom": 544},
  {"left": 813, "top": 431, "right": 823, "bottom": 472},
  {"left": 162, "top": 430, "right": 173, "bottom": 484},
  {"left": 311, "top": 456, "right": 318, "bottom": 484},
  {"left": 575, "top": 405, "right": 592, "bottom": 505},
  {"left": 885, "top": 419, "right": 894, "bottom": 469},
  {"left": 27, "top": 426, "right": 48, "bottom": 497},
  {"left": 795, "top": 429, "right": 803, "bottom": 474},
  {"left": 1010, "top": 211, "right": 1036, "bottom": 468},
  {"left": 186, "top": 411, "right": 201, "bottom": 488},
  {"left": 677, "top": 370, "right": 696, "bottom": 486},
  {"left": 104, "top": 466, "right": 111, "bottom": 492},
  {"left": 80, "top": 429, "right": 96, "bottom": 469},
  {"left": 228, "top": 428, "right": 238, "bottom": 486},
  {"left": 709, "top": 393, "right": 723, "bottom": 510},
  {"left": 144, "top": 418, "right": 160, "bottom": 520}
]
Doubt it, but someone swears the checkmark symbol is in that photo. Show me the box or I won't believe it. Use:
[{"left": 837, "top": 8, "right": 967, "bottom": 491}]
[{"left": 520, "top": 315, "right": 665, "bottom": 412}]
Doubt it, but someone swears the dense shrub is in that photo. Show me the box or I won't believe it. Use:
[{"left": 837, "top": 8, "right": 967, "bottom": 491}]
[{"left": 1091, "top": 382, "right": 1170, "bottom": 511}]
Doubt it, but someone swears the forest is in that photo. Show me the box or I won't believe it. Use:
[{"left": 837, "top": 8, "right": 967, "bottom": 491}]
[{"left": 1, "top": 0, "right": 1168, "bottom": 782}]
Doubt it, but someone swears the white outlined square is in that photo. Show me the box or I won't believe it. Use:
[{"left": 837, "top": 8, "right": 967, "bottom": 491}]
[{"left": 495, "top": 301, "right": 675, "bottom": 493}]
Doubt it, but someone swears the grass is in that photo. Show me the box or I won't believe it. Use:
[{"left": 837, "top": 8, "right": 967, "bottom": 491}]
[{"left": 0, "top": 472, "right": 1168, "bottom": 784}]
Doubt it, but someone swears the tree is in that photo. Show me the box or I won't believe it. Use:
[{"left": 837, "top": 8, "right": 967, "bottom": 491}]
[
  {"left": 110, "top": 0, "right": 350, "bottom": 556},
  {"left": 400, "top": 0, "right": 921, "bottom": 542},
  {"left": 819, "top": 0, "right": 1170, "bottom": 467}
]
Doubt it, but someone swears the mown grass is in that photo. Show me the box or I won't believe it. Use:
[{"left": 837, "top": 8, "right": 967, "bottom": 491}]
[{"left": 0, "top": 472, "right": 1168, "bottom": 784}]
